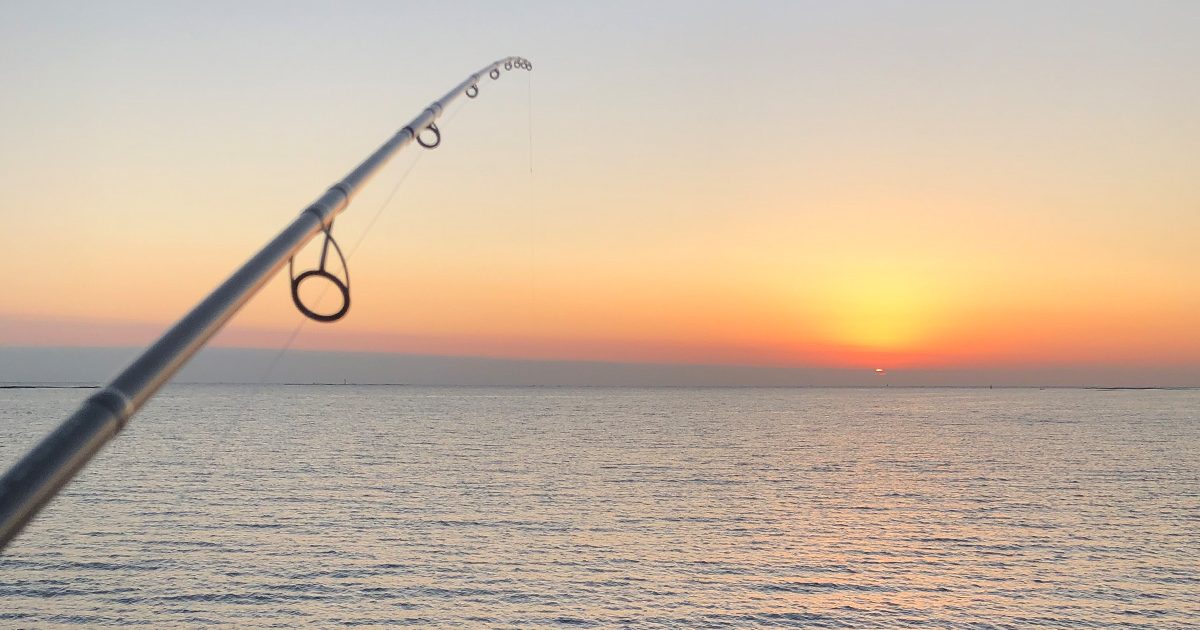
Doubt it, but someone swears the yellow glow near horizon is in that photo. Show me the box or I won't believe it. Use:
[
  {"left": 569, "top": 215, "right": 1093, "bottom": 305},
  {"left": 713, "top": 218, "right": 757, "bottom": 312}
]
[{"left": 820, "top": 272, "right": 938, "bottom": 352}]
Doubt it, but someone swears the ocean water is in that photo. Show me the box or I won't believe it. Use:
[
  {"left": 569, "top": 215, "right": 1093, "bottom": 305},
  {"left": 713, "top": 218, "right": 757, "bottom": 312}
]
[{"left": 0, "top": 385, "right": 1197, "bottom": 628}]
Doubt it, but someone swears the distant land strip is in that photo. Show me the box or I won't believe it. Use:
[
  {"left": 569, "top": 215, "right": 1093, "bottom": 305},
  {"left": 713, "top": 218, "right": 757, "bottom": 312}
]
[
  {"left": 2, "top": 347, "right": 1198, "bottom": 388},
  {"left": 0, "top": 384, "right": 98, "bottom": 389}
]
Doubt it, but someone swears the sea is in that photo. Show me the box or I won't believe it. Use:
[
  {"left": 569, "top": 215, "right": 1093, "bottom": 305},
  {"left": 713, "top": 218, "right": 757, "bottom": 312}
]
[{"left": 1, "top": 385, "right": 1197, "bottom": 628}]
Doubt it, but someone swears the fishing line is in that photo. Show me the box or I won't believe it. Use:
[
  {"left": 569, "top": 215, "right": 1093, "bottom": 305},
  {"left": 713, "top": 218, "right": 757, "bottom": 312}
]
[
  {"left": 193, "top": 125, "right": 447, "bottom": 491},
  {"left": 526, "top": 71, "right": 537, "bottom": 318},
  {"left": 255, "top": 151, "right": 426, "bottom": 384},
  {"left": 190, "top": 100, "right": 472, "bottom": 485},
  {"left": 527, "top": 71, "right": 534, "bottom": 175},
  {"left": 256, "top": 98, "right": 472, "bottom": 385},
  {"left": 150, "top": 75, "right": 495, "bottom": 512},
  {"left": 522, "top": 71, "right": 538, "bottom": 384},
  {"left": 198, "top": 82, "right": 492, "bottom": 487}
]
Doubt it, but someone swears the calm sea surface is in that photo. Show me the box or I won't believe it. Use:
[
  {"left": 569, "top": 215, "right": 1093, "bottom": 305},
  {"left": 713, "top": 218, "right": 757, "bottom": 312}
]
[{"left": 1, "top": 386, "right": 1197, "bottom": 627}]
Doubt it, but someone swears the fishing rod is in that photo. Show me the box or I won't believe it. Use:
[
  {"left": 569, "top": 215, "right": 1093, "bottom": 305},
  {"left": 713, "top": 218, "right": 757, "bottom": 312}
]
[{"left": 0, "top": 56, "right": 533, "bottom": 551}]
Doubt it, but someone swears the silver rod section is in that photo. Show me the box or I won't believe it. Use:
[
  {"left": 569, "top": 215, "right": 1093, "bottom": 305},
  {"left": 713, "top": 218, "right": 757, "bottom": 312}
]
[{"left": 0, "top": 56, "right": 532, "bottom": 551}]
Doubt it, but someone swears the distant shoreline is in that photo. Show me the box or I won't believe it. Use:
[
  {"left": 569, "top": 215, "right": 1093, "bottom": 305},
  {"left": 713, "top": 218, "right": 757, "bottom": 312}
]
[
  {"left": 3, "top": 383, "right": 1197, "bottom": 391},
  {"left": 0, "top": 384, "right": 99, "bottom": 389},
  {"left": 5, "top": 347, "right": 1197, "bottom": 389}
]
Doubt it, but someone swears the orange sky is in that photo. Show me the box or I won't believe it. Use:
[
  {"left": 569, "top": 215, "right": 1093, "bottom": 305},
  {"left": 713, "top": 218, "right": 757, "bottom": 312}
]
[{"left": 2, "top": 3, "right": 1198, "bottom": 377}]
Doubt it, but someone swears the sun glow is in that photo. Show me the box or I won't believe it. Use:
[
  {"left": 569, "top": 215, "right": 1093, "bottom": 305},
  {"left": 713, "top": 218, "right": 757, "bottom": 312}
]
[{"left": 816, "top": 270, "right": 942, "bottom": 354}]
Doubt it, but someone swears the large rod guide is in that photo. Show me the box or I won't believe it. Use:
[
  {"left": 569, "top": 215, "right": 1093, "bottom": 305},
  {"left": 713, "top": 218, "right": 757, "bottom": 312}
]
[{"left": 0, "top": 56, "right": 533, "bottom": 551}]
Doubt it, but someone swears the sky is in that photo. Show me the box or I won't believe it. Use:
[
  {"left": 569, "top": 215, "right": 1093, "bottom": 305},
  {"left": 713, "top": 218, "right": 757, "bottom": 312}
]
[{"left": 1, "top": 1, "right": 1198, "bottom": 385}]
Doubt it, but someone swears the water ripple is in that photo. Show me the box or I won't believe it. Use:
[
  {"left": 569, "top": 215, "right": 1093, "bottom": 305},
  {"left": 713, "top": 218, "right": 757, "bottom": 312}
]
[{"left": 1, "top": 386, "right": 1198, "bottom": 626}]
